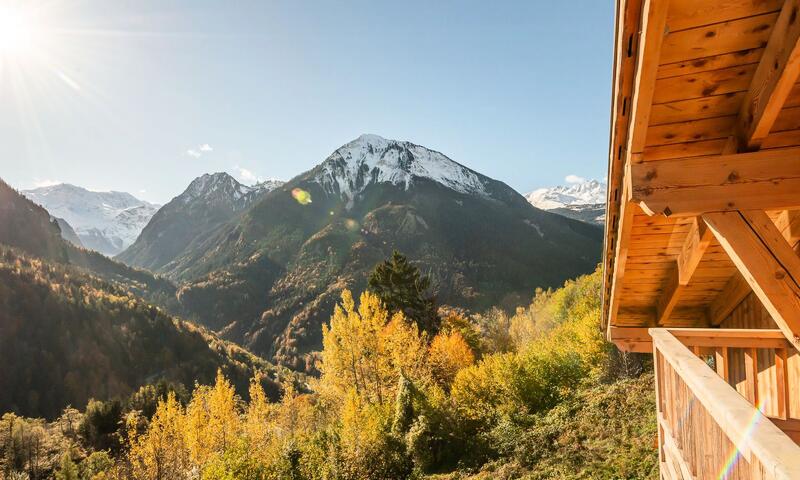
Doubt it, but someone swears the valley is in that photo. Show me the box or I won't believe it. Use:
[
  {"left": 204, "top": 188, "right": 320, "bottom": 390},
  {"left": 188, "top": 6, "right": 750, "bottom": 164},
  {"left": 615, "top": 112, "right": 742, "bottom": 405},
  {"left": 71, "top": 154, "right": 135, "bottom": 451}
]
[
  {"left": 116, "top": 134, "right": 603, "bottom": 369},
  {"left": 0, "top": 1, "right": 669, "bottom": 477}
]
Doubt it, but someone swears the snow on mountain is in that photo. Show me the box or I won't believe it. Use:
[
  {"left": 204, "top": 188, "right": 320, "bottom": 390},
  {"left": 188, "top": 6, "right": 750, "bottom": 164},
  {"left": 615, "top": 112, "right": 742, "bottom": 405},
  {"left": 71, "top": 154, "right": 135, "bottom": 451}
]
[
  {"left": 22, "top": 184, "right": 160, "bottom": 256},
  {"left": 178, "top": 172, "right": 284, "bottom": 209},
  {"left": 526, "top": 179, "right": 606, "bottom": 210},
  {"left": 314, "top": 134, "right": 489, "bottom": 206},
  {"left": 526, "top": 179, "right": 606, "bottom": 225}
]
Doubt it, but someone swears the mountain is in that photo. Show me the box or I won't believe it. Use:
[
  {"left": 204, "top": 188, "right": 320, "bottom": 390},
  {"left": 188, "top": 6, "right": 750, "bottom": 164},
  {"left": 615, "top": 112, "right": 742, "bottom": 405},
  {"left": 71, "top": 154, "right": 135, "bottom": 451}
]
[
  {"left": 0, "top": 178, "right": 177, "bottom": 307},
  {"left": 0, "top": 245, "right": 289, "bottom": 419},
  {"left": 118, "top": 135, "right": 603, "bottom": 370},
  {"left": 0, "top": 178, "right": 297, "bottom": 418},
  {"left": 22, "top": 183, "right": 160, "bottom": 256},
  {"left": 526, "top": 179, "right": 606, "bottom": 225},
  {"left": 54, "top": 217, "right": 83, "bottom": 247},
  {"left": 117, "top": 172, "right": 284, "bottom": 273}
]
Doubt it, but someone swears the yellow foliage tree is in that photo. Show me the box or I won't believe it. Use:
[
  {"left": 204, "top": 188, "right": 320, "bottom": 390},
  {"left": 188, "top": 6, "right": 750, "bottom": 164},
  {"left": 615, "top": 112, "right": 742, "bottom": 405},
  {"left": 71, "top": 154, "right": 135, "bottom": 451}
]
[
  {"left": 321, "top": 289, "right": 431, "bottom": 406},
  {"left": 428, "top": 330, "right": 475, "bottom": 388},
  {"left": 127, "top": 392, "right": 190, "bottom": 480},
  {"left": 243, "top": 375, "right": 275, "bottom": 455},
  {"left": 185, "top": 370, "right": 241, "bottom": 467}
]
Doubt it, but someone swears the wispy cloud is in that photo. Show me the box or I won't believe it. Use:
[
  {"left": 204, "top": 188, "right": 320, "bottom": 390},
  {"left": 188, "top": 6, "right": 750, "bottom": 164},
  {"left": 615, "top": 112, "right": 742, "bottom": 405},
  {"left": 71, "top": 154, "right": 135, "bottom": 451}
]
[
  {"left": 564, "top": 174, "right": 586, "bottom": 184},
  {"left": 234, "top": 165, "right": 261, "bottom": 184},
  {"left": 32, "top": 178, "right": 62, "bottom": 188},
  {"left": 186, "top": 143, "right": 213, "bottom": 158}
]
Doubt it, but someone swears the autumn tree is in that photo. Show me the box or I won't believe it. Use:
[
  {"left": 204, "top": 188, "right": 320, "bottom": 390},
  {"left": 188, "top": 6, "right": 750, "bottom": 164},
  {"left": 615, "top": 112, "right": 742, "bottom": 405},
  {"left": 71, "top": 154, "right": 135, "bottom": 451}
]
[
  {"left": 185, "top": 370, "right": 241, "bottom": 466},
  {"left": 243, "top": 375, "right": 274, "bottom": 454},
  {"left": 54, "top": 451, "right": 79, "bottom": 480},
  {"left": 127, "top": 392, "right": 190, "bottom": 480},
  {"left": 368, "top": 251, "right": 440, "bottom": 335},
  {"left": 321, "top": 289, "right": 430, "bottom": 405},
  {"left": 428, "top": 331, "right": 475, "bottom": 388}
]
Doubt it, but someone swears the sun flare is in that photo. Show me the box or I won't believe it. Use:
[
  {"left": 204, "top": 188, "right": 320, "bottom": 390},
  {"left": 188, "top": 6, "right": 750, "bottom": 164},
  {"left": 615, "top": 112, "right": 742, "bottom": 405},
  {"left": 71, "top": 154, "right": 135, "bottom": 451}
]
[{"left": 0, "top": 6, "right": 41, "bottom": 58}]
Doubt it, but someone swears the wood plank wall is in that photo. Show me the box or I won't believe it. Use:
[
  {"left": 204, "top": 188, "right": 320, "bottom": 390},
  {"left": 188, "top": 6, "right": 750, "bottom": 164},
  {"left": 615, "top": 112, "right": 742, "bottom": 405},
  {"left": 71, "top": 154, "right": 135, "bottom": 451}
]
[{"left": 720, "top": 294, "right": 800, "bottom": 424}]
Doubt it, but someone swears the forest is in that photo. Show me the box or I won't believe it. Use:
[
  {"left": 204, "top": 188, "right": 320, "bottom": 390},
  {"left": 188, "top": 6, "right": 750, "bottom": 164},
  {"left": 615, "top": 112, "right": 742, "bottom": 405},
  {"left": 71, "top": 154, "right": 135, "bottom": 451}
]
[{"left": 0, "top": 254, "right": 657, "bottom": 480}]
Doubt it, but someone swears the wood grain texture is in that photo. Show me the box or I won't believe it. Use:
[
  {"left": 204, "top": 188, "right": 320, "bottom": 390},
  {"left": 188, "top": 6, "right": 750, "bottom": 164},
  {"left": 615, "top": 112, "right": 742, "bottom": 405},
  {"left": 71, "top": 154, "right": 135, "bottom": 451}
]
[
  {"left": 630, "top": 147, "right": 800, "bottom": 216},
  {"left": 661, "top": 13, "right": 778, "bottom": 64},
  {"left": 738, "top": 0, "right": 800, "bottom": 149},
  {"left": 704, "top": 210, "right": 800, "bottom": 350}
]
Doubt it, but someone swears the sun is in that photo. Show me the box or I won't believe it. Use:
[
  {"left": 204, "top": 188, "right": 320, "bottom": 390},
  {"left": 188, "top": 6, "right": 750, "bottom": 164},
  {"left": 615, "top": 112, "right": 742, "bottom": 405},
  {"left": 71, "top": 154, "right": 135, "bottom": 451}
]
[{"left": 0, "top": 6, "right": 41, "bottom": 59}]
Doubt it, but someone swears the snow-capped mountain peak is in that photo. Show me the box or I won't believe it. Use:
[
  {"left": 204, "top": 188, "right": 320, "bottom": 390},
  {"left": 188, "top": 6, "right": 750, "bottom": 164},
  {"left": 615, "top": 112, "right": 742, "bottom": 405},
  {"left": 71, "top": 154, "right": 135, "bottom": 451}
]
[
  {"left": 178, "top": 172, "right": 284, "bottom": 209},
  {"left": 314, "top": 134, "right": 489, "bottom": 206},
  {"left": 525, "top": 179, "right": 607, "bottom": 225},
  {"left": 22, "top": 183, "right": 161, "bottom": 256},
  {"left": 526, "top": 179, "right": 606, "bottom": 210}
]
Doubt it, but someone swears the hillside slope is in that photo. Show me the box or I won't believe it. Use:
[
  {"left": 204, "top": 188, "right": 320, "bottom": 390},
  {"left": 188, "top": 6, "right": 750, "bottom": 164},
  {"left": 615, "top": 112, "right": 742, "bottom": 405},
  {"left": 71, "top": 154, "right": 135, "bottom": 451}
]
[
  {"left": 0, "top": 179, "right": 294, "bottom": 418},
  {"left": 0, "top": 245, "right": 289, "bottom": 419},
  {"left": 0, "top": 179, "right": 178, "bottom": 306},
  {"left": 121, "top": 135, "right": 603, "bottom": 369},
  {"left": 117, "top": 173, "right": 283, "bottom": 272}
]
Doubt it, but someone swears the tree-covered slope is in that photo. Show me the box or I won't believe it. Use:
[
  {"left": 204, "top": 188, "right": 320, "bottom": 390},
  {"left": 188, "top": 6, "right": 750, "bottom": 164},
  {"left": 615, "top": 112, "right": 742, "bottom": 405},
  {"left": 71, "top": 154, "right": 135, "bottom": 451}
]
[
  {"left": 0, "top": 245, "right": 290, "bottom": 419},
  {"left": 0, "top": 178, "right": 178, "bottom": 308},
  {"left": 116, "top": 173, "right": 282, "bottom": 272},
  {"left": 119, "top": 136, "right": 603, "bottom": 370}
]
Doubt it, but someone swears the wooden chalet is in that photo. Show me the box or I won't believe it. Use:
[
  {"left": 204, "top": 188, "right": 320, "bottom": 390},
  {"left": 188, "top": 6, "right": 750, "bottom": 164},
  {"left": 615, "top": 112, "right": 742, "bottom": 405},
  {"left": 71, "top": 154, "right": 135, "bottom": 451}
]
[{"left": 603, "top": 0, "right": 800, "bottom": 478}]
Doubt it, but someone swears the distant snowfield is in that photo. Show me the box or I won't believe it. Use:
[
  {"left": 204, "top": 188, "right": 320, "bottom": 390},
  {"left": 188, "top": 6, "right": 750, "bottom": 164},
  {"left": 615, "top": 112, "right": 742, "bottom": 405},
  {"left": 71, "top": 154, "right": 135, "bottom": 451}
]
[
  {"left": 525, "top": 179, "right": 607, "bottom": 225},
  {"left": 525, "top": 179, "right": 606, "bottom": 210},
  {"left": 22, "top": 184, "right": 160, "bottom": 256}
]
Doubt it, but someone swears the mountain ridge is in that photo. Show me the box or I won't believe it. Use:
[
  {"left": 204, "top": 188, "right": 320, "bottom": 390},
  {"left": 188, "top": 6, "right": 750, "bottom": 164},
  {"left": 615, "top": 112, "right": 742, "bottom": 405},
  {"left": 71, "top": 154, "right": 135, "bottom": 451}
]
[
  {"left": 116, "top": 135, "right": 604, "bottom": 370},
  {"left": 22, "top": 183, "right": 160, "bottom": 256},
  {"left": 526, "top": 179, "right": 606, "bottom": 225},
  {"left": 116, "top": 172, "right": 284, "bottom": 272},
  {"left": 0, "top": 178, "right": 295, "bottom": 418}
]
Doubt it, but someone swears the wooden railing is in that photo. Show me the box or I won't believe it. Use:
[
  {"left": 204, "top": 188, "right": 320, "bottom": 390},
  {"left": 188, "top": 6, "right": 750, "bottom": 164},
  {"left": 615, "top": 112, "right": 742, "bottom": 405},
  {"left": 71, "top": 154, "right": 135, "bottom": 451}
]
[{"left": 651, "top": 328, "right": 800, "bottom": 480}]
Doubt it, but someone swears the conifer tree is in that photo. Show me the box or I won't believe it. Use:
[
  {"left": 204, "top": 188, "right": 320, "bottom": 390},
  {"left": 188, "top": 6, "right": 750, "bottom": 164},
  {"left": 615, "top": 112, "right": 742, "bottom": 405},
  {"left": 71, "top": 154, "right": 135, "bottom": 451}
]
[
  {"left": 391, "top": 375, "right": 414, "bottom": 436},
  {"left": 54, "top": 451, "right": 78, "bottom": 480},
  {"left": 368, "top": 251, "right": 440, "bottom": 335}
]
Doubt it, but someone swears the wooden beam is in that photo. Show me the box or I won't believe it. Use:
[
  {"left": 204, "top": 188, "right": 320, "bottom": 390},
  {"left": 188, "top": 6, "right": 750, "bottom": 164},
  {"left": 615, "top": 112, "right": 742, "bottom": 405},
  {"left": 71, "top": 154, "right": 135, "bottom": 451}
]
[
  {"left": 677, "top": 217, "right": 713, "bottom": 285},
  {"left": 654, "top": 218, "right": 714, "bottom": 323},
  {"left": 606, "top": 177, "right": 639, "bottom": 334},
  {"left": 708, "top": 273, "right": 751, "bottom": 326},
  {"left": 715, "top": 346, "right": 730, "bottom": 382},
  {"left": 626, "top": 0, "right": 671, "bottom": 156},
  {"left": 630, "top": 147, "right": 800, "bottom": 217},
  {"left": 609, "top": 326, "right": 653, "bottom": 353},
  {"left": 738, "top": 0, "right": 800, "bottom": 150},
  {"left": 775, "top": 209, "right": 800, "bottom": 247},
  {"left": 656, "top": 266, "right": 682, "bottom": 326},
  {"left": 604, "top": 0, "right": 669, "bottom": 336},
  {"left": 602, "top": 0, "right": 644, "bottom": 332},
  {"left": 703, "top": 210, "right": 800, "bottom": 350}
]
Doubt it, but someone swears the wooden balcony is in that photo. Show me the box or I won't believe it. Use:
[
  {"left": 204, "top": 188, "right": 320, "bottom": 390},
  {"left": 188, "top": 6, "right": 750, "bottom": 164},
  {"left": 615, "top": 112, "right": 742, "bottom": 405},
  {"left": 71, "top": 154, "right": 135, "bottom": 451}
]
[{"left": 651, "top": 328, "right": 800, "bottom": 479}]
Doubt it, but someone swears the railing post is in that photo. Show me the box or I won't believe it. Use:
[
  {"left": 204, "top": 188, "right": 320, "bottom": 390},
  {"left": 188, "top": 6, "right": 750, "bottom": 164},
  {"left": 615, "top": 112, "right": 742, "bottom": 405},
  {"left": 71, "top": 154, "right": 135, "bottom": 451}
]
[
  {"left": 776, "top": 348, "right": 789, "bottom": 420},
  {"left": 650, "top": 328, "right": 800, "bottom": 480},
  {"left": 715, "top": 346, "right": 729, "bottom": 382}
]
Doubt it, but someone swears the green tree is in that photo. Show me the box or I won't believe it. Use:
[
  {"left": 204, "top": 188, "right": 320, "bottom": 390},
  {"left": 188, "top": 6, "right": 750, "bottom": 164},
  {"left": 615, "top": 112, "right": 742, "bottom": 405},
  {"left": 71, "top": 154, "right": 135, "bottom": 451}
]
[
  {"left": 54, "top": 451, "right": 79, "bottom": 480},
  {"left": 81, "top": 398, "right": 123, "bottom": 452},
  {"left": 368, "top": 251, "right": 440, "bottom": 335},
  {"left": 391, "top": 375, "right": 414, "bottom": 436}
]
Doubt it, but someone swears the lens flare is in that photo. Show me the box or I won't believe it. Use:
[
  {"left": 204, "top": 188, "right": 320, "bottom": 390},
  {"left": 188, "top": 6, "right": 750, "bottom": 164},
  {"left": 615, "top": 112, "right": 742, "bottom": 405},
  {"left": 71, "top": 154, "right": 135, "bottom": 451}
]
[
  {"left": 291, "top": 188, "right": 312, "bottom": 205},
  {"left": 344, "top": 218, "right": 359, "bottom": 231},
  {"left": 0, "top": 6, "right": 39, "bottom": 58},
  {"left": 716, "top": 397, "right": 768, "bottom": 480}
]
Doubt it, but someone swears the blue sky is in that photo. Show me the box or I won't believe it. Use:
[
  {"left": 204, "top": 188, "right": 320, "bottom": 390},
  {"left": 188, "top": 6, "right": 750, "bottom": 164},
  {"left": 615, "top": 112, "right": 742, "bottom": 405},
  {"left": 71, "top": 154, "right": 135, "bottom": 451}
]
[{"left": 0, "top": 1, "right": 614, "bottom": 204}]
